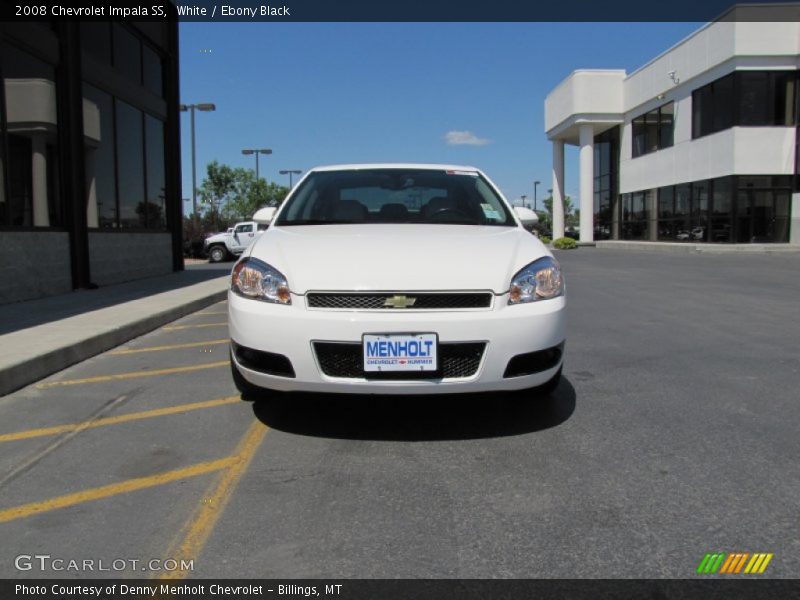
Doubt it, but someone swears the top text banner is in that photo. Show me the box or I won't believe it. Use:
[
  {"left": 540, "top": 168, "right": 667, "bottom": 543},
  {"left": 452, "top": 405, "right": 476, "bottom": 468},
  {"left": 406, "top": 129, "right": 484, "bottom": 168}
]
[{"left": 4, "top": 0, "right": 800, "bottom": 22}]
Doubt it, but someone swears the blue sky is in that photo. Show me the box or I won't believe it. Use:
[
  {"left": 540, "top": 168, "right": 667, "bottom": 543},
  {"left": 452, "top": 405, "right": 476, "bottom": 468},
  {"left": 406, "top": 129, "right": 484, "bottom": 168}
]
[{"left": 179, "top": 22, "right": 701, "bottom": 213}]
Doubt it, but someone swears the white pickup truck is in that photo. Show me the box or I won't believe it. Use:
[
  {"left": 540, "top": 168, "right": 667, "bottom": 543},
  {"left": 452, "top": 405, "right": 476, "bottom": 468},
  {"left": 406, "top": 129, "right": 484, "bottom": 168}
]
[{"left": 203, "top": 207, "right": 277, "bottom": 262}]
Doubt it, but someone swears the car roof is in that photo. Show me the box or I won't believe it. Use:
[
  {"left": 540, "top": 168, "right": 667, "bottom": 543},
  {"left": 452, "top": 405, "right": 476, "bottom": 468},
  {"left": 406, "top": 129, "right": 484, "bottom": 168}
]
[{"left": 308, "top": 163, "right": 481, "bottom": 173}]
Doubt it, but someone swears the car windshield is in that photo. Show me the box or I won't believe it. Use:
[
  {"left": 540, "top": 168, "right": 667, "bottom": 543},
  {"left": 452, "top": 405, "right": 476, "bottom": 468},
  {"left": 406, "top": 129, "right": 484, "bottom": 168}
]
[{"left": 274, "top": 168, "right": 515, "bottom": 226}]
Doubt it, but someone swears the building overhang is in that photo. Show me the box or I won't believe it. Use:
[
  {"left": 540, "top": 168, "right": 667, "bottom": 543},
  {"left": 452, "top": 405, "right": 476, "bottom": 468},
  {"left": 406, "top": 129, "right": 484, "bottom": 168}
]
[{"left": 547, "top": 115, "right": 624, "bottom": 145}]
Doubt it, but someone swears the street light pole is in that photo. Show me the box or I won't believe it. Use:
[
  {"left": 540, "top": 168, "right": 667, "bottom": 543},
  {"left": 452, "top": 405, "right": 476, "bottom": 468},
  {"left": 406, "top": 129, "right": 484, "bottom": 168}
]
[
  {"left": 179, "top": 103, "right": 216, "bottom": 216},
  {"left": 279, "top": 169, "right": 302, "bottom": 188},
  {"left": 242, "top": 148, "right": 273, "bottom": 182},
  {"left": 534, "top": 180, "right": 541, "bottom": 212}
]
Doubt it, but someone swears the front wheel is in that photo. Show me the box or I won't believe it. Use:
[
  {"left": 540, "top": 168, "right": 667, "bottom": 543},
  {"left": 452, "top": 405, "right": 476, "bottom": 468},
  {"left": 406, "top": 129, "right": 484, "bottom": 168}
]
[{"left": 208, "top": 245, "right": 227, "bottom": 263}]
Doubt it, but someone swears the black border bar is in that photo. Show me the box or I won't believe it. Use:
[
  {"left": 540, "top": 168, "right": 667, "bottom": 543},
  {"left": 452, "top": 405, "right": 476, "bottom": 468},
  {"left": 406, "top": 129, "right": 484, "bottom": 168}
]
[
  {"left": 3, "top": 579, "right": 800, "bottom": 600},
  {"left": 3, "top": 1, "right": 800, "bottom": 23}
]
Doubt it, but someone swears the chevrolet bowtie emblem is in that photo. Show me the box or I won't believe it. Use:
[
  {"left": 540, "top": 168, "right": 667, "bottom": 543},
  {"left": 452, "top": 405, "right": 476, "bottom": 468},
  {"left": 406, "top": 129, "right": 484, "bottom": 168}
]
[{"left": 384, "top": 295, "right": 417, "bottom": 308}]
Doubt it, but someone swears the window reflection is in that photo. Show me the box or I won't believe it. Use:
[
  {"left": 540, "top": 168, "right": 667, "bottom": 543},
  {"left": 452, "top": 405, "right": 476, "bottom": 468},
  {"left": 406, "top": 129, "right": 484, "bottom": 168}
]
[
  {"left": 142, "top": 47, "right": 163, "bottom": 97},
  {"left": 636, "top": 176, "right": 791, "bottom": 244},
  {"left": 115, "top": 100, "right": 145, "bottom": 228},
  {"left": 145, "top": 115, "right": 166, "bottom": 229},
  {"left": 83, "top": 84, "right": 117, "bottom": 228},
  {"left": 2, "top": 44, "right": 61, "bottom": 228},
  {"left": 693, "top": 71, "right": 797, "bottom": 138},
  {"left": 113, "top": 23, "right": 142, "bottom": 84},
  {"left": 80, "top": 22, "right": 112, "bottom": 65}
]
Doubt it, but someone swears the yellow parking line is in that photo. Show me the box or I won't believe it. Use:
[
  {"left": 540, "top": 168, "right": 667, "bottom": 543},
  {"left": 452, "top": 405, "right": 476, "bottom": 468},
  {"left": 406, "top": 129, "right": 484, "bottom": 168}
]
[
  {"left": 160, "top": 420, "right": 268, "bottom": 580},
  {"left": 36, "top": 361, "right": 228, "bottom": 389},
  {"left": 0, "top": 456, "right": 238, "bottom": 524},
  {"left": 195, "top": 311, "right": 227, "bottom": 316},
  {"left": 0, "top": 396, "right": 240, "bottom": 443},
  {"left": 163, "top": 323, "right": 226, "bottom": 331},
  {"left": 110, "top": 340, "right": 228, "bottom": 355}
]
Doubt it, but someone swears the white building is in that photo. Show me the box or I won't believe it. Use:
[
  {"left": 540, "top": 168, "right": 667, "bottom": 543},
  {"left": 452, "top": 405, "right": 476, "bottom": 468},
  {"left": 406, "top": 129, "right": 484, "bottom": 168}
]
[{"left": 544, "top": 5, "right": 800, "bottom": 245}]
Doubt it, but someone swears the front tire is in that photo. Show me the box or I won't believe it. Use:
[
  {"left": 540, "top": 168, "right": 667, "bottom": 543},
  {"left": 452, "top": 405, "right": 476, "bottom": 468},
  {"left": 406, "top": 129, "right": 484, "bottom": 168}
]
[
  {"left": 208, "top": 245, "right": 227, "bottom": 263},
  {"left": 230, "top": 351, "right": 266, "bottom": 400}
]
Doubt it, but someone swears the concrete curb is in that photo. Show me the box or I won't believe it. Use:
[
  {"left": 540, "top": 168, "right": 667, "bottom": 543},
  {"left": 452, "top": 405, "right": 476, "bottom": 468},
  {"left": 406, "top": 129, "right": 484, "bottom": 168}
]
[{"left": 0, "top": 285, "right": 227, "bottom": 397}]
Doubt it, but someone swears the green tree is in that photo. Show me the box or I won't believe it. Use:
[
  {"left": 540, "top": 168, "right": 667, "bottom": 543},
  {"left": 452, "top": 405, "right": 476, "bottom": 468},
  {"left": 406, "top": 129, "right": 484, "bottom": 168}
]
[
  {"left": 198, "top": 161, "right": 291, "bottom": 227},
  {"left": 198, "top": 161, "right": 237, "bottom": 231},
  {"left": 223, "top": 170, "right": 289, "bottom": 220},
  {"left": 539, "top": 194, "right": 574, "bottom": 232}
]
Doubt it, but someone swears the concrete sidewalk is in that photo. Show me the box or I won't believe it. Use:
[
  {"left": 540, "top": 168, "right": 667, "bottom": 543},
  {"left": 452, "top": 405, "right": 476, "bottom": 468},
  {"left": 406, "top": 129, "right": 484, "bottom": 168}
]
[
  {"left": 0, "top": 267, "right": 230, "bottom": 396},
  {"left": 595, "top": 240, "right": 800, "bottom": 254}
]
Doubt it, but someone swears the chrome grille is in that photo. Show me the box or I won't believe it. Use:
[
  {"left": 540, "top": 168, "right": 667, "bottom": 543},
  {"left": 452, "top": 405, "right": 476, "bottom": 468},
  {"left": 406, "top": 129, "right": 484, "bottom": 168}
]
[
  {"left": 306, "top": 292, "right": 492, "bottom": 310},
  {"left": 313, "top": 342, "right": 486, "bottom": 380}
]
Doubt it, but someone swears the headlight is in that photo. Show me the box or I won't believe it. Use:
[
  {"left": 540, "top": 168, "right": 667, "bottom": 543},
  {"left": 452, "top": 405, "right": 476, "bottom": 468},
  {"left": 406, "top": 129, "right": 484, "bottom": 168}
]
[
  {"left": 231, "top": 257, "right": 291, "bottom": 304},
  {"left": 508, "top": 256, "right": 563, "bottom": 304}
]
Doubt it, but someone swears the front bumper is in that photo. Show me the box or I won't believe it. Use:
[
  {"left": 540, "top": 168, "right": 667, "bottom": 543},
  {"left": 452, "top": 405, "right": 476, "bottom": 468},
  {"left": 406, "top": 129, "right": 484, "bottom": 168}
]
[{"left": 229, "top": 291, "right": 565, "bottom": 395}]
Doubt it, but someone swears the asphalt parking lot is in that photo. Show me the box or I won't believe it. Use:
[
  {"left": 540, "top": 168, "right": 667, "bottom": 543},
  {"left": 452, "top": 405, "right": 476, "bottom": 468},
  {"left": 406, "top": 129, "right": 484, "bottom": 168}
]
[{"left": 0, "top": 248, "right": 798, "bottom": 579}]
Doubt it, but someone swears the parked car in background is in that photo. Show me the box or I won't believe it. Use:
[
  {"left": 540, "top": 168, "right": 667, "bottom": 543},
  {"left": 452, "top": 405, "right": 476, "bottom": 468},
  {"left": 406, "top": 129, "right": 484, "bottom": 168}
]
[
  {"left": 229, "top": 164, "right": 565, "bottom": 399},
  {"left": 204, "top": 208, "right": 277, "bottom": 262}
]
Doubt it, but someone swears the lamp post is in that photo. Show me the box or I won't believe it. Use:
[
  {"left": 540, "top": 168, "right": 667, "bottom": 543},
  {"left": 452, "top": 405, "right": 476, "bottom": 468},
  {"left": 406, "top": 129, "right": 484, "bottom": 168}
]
[
  {"left": 242, "top": 148, "right": 272, "bottom": 181},
  {"left": 520, "top": 195, "right": 527, "bottom": 208},
  {"left": 179, "top": 103, "right": 215, "bottom": 217},
  {"left": 534, "top": 180, "right": 541, "bottom": 212},
  {"left": 279, "top": 169, "right": 302, "bottom": 188}
]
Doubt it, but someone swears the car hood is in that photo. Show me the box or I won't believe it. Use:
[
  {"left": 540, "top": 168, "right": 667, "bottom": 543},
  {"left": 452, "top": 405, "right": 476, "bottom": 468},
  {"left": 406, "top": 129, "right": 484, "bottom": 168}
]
[{"left": 246, "top": 225, "right": 550, "bottom": 294}]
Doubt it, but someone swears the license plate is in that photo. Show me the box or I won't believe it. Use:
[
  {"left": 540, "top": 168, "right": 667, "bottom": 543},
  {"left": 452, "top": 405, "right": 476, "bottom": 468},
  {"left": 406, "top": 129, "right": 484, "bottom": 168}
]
[{"left": 363, "top": 333, "right": 438, "bottom": 372}]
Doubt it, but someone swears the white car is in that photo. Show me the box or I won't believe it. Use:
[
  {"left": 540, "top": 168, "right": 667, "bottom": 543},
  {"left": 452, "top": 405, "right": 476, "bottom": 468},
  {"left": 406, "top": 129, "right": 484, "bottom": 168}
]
[{"left": 228, "top": 164, "right": 565, "bottom": 397}]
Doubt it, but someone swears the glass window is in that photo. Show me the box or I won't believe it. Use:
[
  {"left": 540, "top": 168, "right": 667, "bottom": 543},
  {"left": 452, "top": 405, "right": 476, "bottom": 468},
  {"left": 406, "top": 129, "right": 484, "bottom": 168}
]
[
  {"left": 235, "top": 223, "right": 253, "bottom": 233},
  {"left": 2, "top": 44, "right": 61, "bottom": 228},
  {"left": 142, "top": 46, "right": 163, "bottom": 97},
  {"left": 659, "top": 102, "right": 674, "bottom": 149},
  {"left": 645, "top": 109, "right": 659, "bottom": 153},
  {"left": 658, "top": 186, "right": 674, "bottom": 218},
  {"left": 772, "top": 72, "right": 796, "bottom": 126},
  {"left": 692, "top": 85, "right": 712, "bottom": 138},
  {"left": 674, "top": 184, "right": 691, "bottom": 217},
  {"left": 632, "top": 116, "right": 646, "bottom": 158},
  {"left": 633, "top": 102, "right": 674, "bottom": 156},
  {"left": 600, "top": 140, "right": 610, "bottom": 174},
  {"left": 144, "top": 115, "right": 166, "bottom": 229},
  {"left": 113, "top": 24, "right": 142, "bottom": 84},
  {"left": 710, "top": 178, "right": 733, "bottom": 243},
  {"left": 737, "top": 72, "right": 770, "bottom": 126},
  {"left": 115, "top": 100, "right": 145, "bottom": 228},
  {"left": 774, "top": 191, "right": 790, "bottom": 243},
  {"left": 83, "top": 84, "right": 117, "bottom": 228},
  {"left": 80, "top": 22, "right": 112, "bottom": 64},
  {"left": 712, "top": 74, "right": 734, "bottom": 133}
]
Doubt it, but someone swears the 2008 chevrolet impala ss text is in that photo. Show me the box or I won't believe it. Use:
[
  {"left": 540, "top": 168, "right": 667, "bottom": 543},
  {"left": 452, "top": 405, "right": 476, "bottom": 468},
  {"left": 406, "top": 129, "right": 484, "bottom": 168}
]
[{"left": 228, "top": 164, "right": 565, "bottom": 396}]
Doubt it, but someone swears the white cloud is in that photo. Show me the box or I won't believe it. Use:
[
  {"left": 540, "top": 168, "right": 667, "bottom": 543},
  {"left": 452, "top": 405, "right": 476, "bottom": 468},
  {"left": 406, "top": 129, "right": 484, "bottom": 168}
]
[{"left": 444, "top": 130, "right": 491, "bottom": 146}]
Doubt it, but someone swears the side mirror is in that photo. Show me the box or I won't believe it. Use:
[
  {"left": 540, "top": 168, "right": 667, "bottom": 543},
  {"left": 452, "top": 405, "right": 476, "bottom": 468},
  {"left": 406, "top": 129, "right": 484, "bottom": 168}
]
[
  {"left": 227, "top": 228, "right": 235, "bottom": 234},
  {"left": 513, "top": 206, "right": 539, "bottom": 230},
  {"left": 253, "top": 206, "right": 277, "bottom": 224}
]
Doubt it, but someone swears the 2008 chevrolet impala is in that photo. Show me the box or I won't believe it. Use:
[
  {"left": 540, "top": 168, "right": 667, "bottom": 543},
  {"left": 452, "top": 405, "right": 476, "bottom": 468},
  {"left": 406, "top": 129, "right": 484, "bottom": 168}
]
[{"left": 228, "top": 164, "right": 565, "bottom": 396}]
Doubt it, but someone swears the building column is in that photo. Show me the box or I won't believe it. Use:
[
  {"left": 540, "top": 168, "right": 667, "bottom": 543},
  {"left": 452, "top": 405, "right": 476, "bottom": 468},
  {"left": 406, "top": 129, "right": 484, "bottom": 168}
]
[
  {"left": 578, "top": 123, "right": 594, "bottom": 243},
  {"left": 791, "top": 193, "right": 800, "bottom": 245},
  {"left": 31, "top": 134, "right": 50, "bottom": 227},
  {"left": 647, "top": 189, "right": 658, "bottom": 241},
  {"left": 551, "top": 139, "right": 565, "bottom": 239},
  {"left": 57, "top": 21, "right": 91, "bottom": 289}
]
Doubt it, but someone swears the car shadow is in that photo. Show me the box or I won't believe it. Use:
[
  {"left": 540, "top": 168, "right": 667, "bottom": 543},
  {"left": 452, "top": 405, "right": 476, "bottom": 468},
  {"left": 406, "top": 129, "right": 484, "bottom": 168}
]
[{"left": 249, "top": 377, "right": 576, "bottom": 442}]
